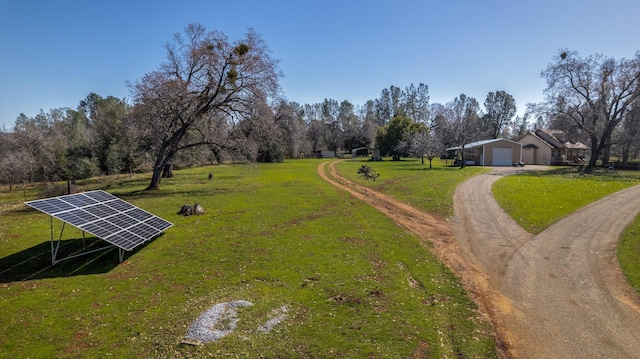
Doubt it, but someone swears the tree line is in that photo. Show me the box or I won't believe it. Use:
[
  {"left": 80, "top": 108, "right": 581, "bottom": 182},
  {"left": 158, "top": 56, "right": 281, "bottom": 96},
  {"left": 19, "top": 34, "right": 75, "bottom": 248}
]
[{"left": 1, "top": 24, "right": 639, "bottom": 190}]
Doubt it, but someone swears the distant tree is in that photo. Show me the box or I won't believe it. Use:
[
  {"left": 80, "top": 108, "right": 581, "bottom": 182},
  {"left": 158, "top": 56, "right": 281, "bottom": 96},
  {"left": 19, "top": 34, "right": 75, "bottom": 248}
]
[
  {"left": 0, "top": 150, "right": 28, "bottom": 191},
  {"left": 274, "top": 100, "right": 306, "bottom": 158},
  {"left": 443, "top": 94, "right": 481, "bottom": 168},
  {"left": 510, "top": 114, "right": 530, "bottom": 140},
  {"left": 376, "top": 115, "right": 416, "bottom": 160},
  {"left": 524, "top": 102, "right": 549, "bottom": 130},
  {"left": 12, "top": 111, "right": 58, "bottom": 182},
  {"left": 358, "top": 100, "right": 379, "bottom": 147},
  {"left": 55, "top": 107, "right": 97, "bottom": 181},
  {"left": 542, "top": 49, "right": 640, "bottom": 169},
  {"left": 0, "top": 132, "right": 28, "bottom": 190},
  {"left": 482, "top": 90, "right": 516, "bottom": 138},
  {"left": 321, "top": 99, "right": 342, "bottom": 155},
  {"left": 306, "top": 119, "right": 325, "bottom": 157},
  {"left": 80, "top": 93, "right": 130, "bottom": 175},
  {"left": 375, "top": 86, "right": 404, "bottom": 125},
  {"left": 338, "top": 100, "right": 359, "bottom": 151},
  {"left": 616, "top": 100, "right": 640, "bottom": 165},
  {"left": 394, "top": 123, "right": 439, "bottom": 166},
  {"left": 403, "top": 83, "right": 430, "bottom": 124},
  {"left": 238, "top": 98, "right": 286, "bottom": 163},
  {"left": 130, "top": 23, "right": 281, "bottom": 190}
]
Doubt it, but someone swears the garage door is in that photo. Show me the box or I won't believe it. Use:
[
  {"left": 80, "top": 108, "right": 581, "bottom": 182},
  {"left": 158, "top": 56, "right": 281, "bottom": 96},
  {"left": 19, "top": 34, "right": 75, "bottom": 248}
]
[{"left": 492, "top": 147, "right": 512, "bottom": 166}]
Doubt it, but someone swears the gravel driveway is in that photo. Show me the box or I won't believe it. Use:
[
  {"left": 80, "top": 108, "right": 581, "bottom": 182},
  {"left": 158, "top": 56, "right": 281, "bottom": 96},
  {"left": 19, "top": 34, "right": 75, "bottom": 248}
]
[{"left": 453, "top": 167, "right": 640, "bottom": 358}]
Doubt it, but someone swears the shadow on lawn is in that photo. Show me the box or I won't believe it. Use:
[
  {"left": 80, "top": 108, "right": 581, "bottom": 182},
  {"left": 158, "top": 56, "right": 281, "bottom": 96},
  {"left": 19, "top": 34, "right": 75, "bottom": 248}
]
[{"left": 0, "top": 237, "right": 151, "bottom": 283}]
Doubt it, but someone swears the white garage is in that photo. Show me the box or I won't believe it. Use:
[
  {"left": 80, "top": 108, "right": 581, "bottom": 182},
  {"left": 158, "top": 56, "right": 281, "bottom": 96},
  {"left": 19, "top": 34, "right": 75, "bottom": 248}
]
[
  {"left": 492, "top": 147, "right": 513, "bottom": 166},
  {"left": 446, "top": 138, "right": 522, "bottom": 166}
]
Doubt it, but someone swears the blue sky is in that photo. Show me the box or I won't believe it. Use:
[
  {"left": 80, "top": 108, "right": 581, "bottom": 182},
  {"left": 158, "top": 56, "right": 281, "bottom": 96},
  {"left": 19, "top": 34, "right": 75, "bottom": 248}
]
[{"left": 1, "top": 0, "right": 639, "bottom": 129}]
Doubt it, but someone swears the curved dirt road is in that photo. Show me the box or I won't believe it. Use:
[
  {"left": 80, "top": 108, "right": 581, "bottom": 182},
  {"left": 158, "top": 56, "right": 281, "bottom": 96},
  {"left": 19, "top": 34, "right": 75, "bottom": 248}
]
[{"left": 320, "top": 161, "right": 640, "bottom": 358}]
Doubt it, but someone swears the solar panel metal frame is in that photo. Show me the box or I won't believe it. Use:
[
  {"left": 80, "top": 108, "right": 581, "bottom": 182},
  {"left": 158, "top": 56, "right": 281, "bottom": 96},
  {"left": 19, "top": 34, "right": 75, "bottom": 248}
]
[{"left": 25, "top": 190, "right": 172, "bottom": 263}]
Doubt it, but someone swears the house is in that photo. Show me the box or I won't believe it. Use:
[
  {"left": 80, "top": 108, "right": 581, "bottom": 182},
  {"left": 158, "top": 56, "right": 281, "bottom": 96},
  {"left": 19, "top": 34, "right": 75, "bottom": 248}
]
[
  {"left": 517, "top": 129, "right": 587, "bottom": 165},
  {"left": 446, "top": 138, "right": 522, "bottom": 166}
]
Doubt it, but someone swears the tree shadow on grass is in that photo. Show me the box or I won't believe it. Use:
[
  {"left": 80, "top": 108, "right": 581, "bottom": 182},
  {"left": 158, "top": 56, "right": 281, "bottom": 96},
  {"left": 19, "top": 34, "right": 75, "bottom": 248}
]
[{"left": 0, "top": 236, "right": 154, "bottom": 283}]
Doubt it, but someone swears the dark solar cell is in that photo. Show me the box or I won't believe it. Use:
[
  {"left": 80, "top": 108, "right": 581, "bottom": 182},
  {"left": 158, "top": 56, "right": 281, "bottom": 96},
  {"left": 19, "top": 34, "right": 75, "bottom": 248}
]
[
  {"left": 56, "top": 211, "right": 90, "bottom": 227},
  {"left": 85, "top": 190, "right": 118, "bottom": 202},
  {"left": 75, "top": 209, "right": 100, "bottom": 223},
  {"left": 81, "top": 220, "right": 120, "bottom": 238},
  {"left": 107, "top": 200, "right": 135, "bottom": 212},
  {"left": 28, "top": 198, "right": 75, "bottom": 214},
  {"left": 126, "top": 208, "right": 153, "bottom": 221},
  {"left": 128, "top": 222, "right": 159, "bottom": 238},
  {"left": 146, "top": 216, "right": 173, "bottom": 231},
  {"left": 61, "top": 194, "right": 97, "bottom": 207},
  {"left": 25, "top": 190, "right": 172, "bottom": 252},
  {"left": 85, "top": 203, "right": 118, "bottom": 218},
  {"left": 104, "top": 232, "right": 140, "bottom": 251},
  {"left": 106, "top": 214, "right": 134, "bottom": 229}
]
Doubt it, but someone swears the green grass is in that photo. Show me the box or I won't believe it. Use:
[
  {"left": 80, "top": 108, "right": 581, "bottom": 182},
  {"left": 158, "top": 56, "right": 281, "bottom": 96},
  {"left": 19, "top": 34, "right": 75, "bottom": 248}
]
[
  {"left": 335, "top": 158, "right": 489, "bottom": 215},
  {"left": 0, "top": 160, "right": 496, "bottom": 358},
  {"left": 492, "top": 167, "right": 640, "bottom": 234},
  {"left": 619, "top": 216, "right": 640, "bottom": 296}
]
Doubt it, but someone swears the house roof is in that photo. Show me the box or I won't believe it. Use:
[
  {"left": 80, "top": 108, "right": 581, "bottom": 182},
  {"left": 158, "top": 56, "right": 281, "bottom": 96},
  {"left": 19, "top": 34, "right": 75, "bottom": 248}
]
[
  {"left": 517, "top": 131, "right": 554, "bottom": 149},
  {"left": 445, "top": 138, "right": 520, "bottom": 151},
  {"left": 534, "top": 129, "right": 588, "bottom": 150}
]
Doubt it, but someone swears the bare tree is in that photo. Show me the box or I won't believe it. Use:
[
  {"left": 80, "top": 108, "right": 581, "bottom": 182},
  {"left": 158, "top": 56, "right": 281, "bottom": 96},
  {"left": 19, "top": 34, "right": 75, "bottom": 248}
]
[
  {"left": 130, "top": 23, "right": 281, "bottom": 190},
  {"left": 394, "top": 125, "right": 439, "bottom": 167},
  {"left": 616, "top": 100, "right": 640, "bottom": 165},
  {"left": 274, "top": 100, "right": 305, "bottom": 158},
  {"left": 238, "top": 98, "right": 287, "bottom": 163},
  {"left": 444, "top": 94, "right": 481, "bottom": 167},
  {"left": 321, "top": 98, "right": 342, "bottom": 156},
  {"left": 542, "top": 50, "right": 640, "bottom": 169}
]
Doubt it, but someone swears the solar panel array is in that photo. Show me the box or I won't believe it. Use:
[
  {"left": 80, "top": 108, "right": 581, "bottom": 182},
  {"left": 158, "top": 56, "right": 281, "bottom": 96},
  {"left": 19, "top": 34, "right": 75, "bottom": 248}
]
[{"left": 25, "top": 190, "right": 172, "bottom": 251}]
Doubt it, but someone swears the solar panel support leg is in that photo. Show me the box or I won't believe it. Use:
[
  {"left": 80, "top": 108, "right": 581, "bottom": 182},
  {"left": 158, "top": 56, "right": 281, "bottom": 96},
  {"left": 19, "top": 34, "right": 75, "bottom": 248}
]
[
  {"left": 118, "top": 248, "right": 125, "bottom": 263},
  {"left": 50, "top": 218, "right": 65, "bottom": 266}
]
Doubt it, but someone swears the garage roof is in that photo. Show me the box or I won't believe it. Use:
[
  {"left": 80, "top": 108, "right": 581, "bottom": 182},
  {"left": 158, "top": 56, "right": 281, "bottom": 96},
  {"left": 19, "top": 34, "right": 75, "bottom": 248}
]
[{"left": 446, "top": 138, "right": 520, "bottom": 151}]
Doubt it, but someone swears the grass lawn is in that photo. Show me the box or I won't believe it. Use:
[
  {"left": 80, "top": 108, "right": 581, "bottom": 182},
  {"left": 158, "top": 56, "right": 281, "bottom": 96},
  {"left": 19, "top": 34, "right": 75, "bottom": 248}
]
[
  {"left": 0, "top": 159, "right": 496, "bottom": 358},
  {"left": 334, "top": 158, "right": 489, "bottom": 215},
  {"left": 492, "top": 167, "right": 640, "bottom": 234},
  {"left": 619, "top": 215, "right": 640, "bottom": 295}
]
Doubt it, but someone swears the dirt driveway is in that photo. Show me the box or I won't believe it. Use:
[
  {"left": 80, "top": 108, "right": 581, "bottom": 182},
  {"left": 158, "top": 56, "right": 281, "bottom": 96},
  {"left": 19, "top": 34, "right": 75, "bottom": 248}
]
[{"left": 320, "top": 162, "right": 640, "bottom": 358}]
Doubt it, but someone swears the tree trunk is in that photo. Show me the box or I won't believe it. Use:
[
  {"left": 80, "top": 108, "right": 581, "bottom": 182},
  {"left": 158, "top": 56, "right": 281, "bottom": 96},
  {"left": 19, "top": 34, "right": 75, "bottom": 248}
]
[
  {"left": 162, "top": 163, "right": 174, "bottom": 178},
  {"left": 622, "top": 142, "right": 630, "bottom": 166},
  {"left": 147, "top": 166, "right": 163, "bottom": 190},
  {"left": 147, "top": 145, "right": 167, "bottom": 190},
  {"left": 601, "top": 140, "right": 611, "bottom": 165},
  {"left": 586, "top": 135, "right": 598, "bottom": 169}
]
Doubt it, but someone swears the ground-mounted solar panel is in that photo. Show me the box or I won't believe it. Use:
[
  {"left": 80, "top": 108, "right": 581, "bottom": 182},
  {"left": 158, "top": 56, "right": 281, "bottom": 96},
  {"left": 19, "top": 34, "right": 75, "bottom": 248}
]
[{"left": 25, "top": 190, "right": 173, "bottom": 258}]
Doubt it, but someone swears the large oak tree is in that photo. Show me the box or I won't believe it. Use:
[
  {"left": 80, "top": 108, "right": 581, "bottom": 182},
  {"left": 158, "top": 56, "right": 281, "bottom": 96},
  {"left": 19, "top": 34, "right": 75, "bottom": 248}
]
[
  {"left": 542, "top": 50, "right": 640, "bottom": 169},
  {"left": 130, "top": 23, "right": 281, "bottom": 190}
]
